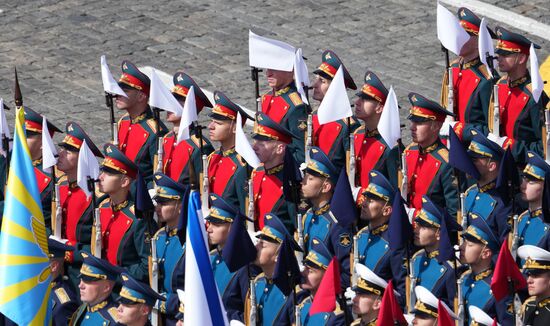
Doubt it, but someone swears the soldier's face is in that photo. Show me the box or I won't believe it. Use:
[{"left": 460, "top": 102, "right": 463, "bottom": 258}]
[
  {"left": 301, "top": 173, "right": 326, "bottom": 199},
  {"left": 115, "top": 88, "right": 144, "bottom": 110},
  {"left": 57, "top": 148, "right": 79, "bottom": 172},
  {"left": 527, "top": 272, "right": 550, "bottom": 297},
  {"left": 26, "top": 134, "right": 42, "bottom": 157},
  {"left": 520, "top": 177, "right": 544, "bottom": 203},
  {"left": 459, "top": 35, "right": 478, "bottom": 58},
  {"left": 155, "top": 200, "right": 181, "bottom": 224},
  {"left": 410, "top": 121, "right": 439, "bottom": 145},
  {"left": 414, "top": 224, "right": 439, "bottom": 247},
  {"left": 166, "top": 111, "right": 181, "bottom": 124},
  {"left": 352, "top": 293, "right": 380, "bottom": 316},
  {"left": 98, "top": 171, "right": 125, "bottom": 194},
  {"left": 265, "top": 69, "right": 294, "bottom": 90},
  {"left": 497, "top": 53, "right": 527, "bottom": 73},
  {"left": 354, "top": 97, "right": 381, "bottom": 120},
  {"left": 312, "top": 75, "right": 331, "bottom": 101},
  {"left": 412, "top": 315, "right": 437, "bottom": 326},
  {"left": 300, "top": 265, "right": 325, "bottom": 291},
  {"left": 254, "top": 238, "right": 279, "bottom": 268},
  {"left": 360, "top": 197, "right": 388, "bottom": 222},
  {"left": 117, "top": 303, "right": 149, "bottom": 324},
  {"left": 207, "top": 221, "right": 232, "bottom": 246},
  {"left": 208, "top": 119, "right": 234, "bottom": 142},
  {"left": 471, "top": 156, "right": 491, "bottom": 177},
  {"left": 459, "top": 239, "right": 484, "bottom": 264},
  {"left": 253, "top": 139, "right": 280, "bottom": 164},
  {"left": 78, "top": 279, "right": 113, "bottom": 305}
]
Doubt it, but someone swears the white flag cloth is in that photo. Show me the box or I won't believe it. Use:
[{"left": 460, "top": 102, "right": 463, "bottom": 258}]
[
  {"left": 317, "top": 66, "right": 352, "bottom": 124},
  {"left": 478, "top": 18, "right": 495, "bottom": 78},
  {"left": 184, "top": 191, "right": 229, "bottom": 326},
  {"left": 176, "top": 86, "right": 198, "bottom": 144},
  {"left": 42, "top": 117, "right": 57, "bottom": 171},
  {"left": 0, "top": 99, "right": 10, "bottom": 157},
  {"left": 150, "top": 68, "right": 184, "bottom": 115},
  {"left": 248, "top": 30, "right": 295, "bottom": 71},
  {"left": 436, "top": 3, "right": 470, "bottom": 56},
  {"left": 100, "top": 55, "right": 127, "bottom": 97},
  {"left": 378, "top": 86, "right": 401, "bottom": 148},
  {"left": 235, "top": 112, "right": 260, "bottom": 169},
  {"left": 294, "top": 48, "right": 310, "bottom": 105},
  {"left": 77, "top": 140, "right": 100, "bottom": 197},
  {"left": 530, "top": 43, "right": 544, "bottom": 103}
]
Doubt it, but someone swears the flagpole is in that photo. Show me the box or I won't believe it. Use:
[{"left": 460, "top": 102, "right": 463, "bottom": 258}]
[{"left": 251, "top": 67, "right": 262, "bottom": 113}]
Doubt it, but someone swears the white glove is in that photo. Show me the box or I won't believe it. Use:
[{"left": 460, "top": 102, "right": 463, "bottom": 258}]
[
  {"left": 439, "top": 120, "right": 457, "bottom": 137},
  {"left": 148, "top": 188, "right": 158, "bottom": 206},
  {"left": 230, "top": 320, "right": 246, "bottom": 326},
  {"left": 487, "top": 133, "right": 507, "bottom": 147},
  {"left": 405, "top": 207, "right": 416, "bottom": 224},
  {"left": 344, "top": 286, "right": 356, "bottom": 300},
  {"left": 248, "top": 230, "right": 260, "bottom": 246},
  {"left": 352, "top": 186, "right": 362, "bottom": 202}
]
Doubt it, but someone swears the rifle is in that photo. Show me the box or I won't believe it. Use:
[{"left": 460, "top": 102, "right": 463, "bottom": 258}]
[
  {"left": 510, "top": 214, "right": 520, "bottom": 260},
  {"left": 400, "top": 150, "right": 408, "bottom": 200},
  {"left": 545, "top": 109, "right": 550, "bottom": 161},
  {"left": 105, "top": 92, "right": 118, "bottom": 145},
  {"left": 249, "top": 278, "right": 257, "bottom": 326},
  {"left": 201, "top": 153, "right": 209, "bottom": 211},
  {"left": 150, "top": 237, "right": 160, "bottom": 326},
  {"left": 351, "top": 235, "right": 359, "bottom": 287},
  {"left": 460, "top": 192, "right": 467, "bottom": 232},
  {"left": 485, "top": 52, "right": 501, "bottom": 136},
  {"left": 408, "top": 259, "right": 417, "bottom": 313},
  {"left": 456, "top": 277, "right": 465, "bottom": 326},
  {"left": 305, "top": 114, "right": 313, "bottom": 162},
  {"left": 52, "top": 167, "right": 63, "bottom": 238},
  {"left": 88, "top": 176, "right": 102, "bottom": 258},
  {"left": 295, "top": 305, "right": 301, "bottom": 326},
  {"left": 295, "top": 212, "right": 304, "bottom": 267},
  {"left": 348, "top": 117, "right": 356, "bottom": 187},
  {"left": 153, "top": 108, "right": 164, "bottom": 173},
  {"left": 443, "top": 47, "right": 454, "bottom": 114},
  {"left": 247, "top": 177, "right": 256, "bottom": 233},
  {"left": 251, "top": 67, "right": 262, "bottom": 113}
]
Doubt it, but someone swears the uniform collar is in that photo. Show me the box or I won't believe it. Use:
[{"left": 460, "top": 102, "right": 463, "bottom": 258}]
[
  {"left": 32, "top": 158, "right": 43, "bottom": 167},
  {"left": 419, "top": 141, "right": 440, "bottom": 155},
  {"left": 88, "top": 300, "right": 108, "bottom": 312},
  {"left": 69, "top": 180, "right": 79, "bottom": 189},
  {"left": 538, "top": 297, "right": 550, "bottom": 307},
  {"left": 274, "top": 85, "right": 291, "bottom": 96},
  {"left": 461, "top": 57, "right": 480, "bottom": 70},
  {"left": 531, "top": 208, "right": 543, "bottom": 218},
  {"left": 130, "top": 109, "right": 151, "bottom": 124},
  {"left": 364, "top": 129, "right": 379, "bottom": 138},
  {"left": 314, "top": 203, "right": 331, "bottom": 215},
  {"left": 112, "top": 200, "right": 129, "bottom": 212},
  {"left": 478, "top": 181, "right": 496, "bottom": 193},
  {"left": 366, "top": 319, "right": 377, "bottom": 326},
  {"left": 473, "top": 268, "right": 493, "bottom": 281},
  {"left": 371, "top": 223, "right": 389, "bottom": 235},
  {"left": 508, "top": 75, "right": 528, "bottom": 88},
  {"left": 221, "top": 147, "right": 236, "bottom": 157},
  {"left": 266, "top": 164, "right": 284, "bottom": 175},
  {"left": 427, "top": 250, "right": 439, "bottom": 259},
  {"left": 166, "top": 226, "right": 179, "bottom": 237}
]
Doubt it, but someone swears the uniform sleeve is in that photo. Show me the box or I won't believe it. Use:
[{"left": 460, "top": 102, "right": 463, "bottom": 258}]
[
  {"left": 462, "top": 78, "right": 494, "bottom": 141},
  {"left": 329, "top": 224, "right": 352, "bottom": 290},
  {"left": 441, "top": 164, "right": 459, "bottom": 218},
  {"left": 126, "top": 218, "right": 152, "bottom": 282},
  {"left": 234, "top": 163, "right": 250, "bottom": 216},
  {"left": 286, "top": 104, "right": 307, "bottom": 164},
  {"left": 223, "top": 266, "right": 249, "bottom": 322},
  {"left": 389, "top": 247, "right": 408, "bottom": 309},
  {"left": 495, "top": 295, "right": 515, "bottom": 325},
  {"left": 493, "top": 200, "right": 512, "bottom": 242},
  {"left": 510, "top": 93, "right": 548, "bottom": 163},
  {"left": 382, "top": 145, "right": 400, "bottom": 189}
]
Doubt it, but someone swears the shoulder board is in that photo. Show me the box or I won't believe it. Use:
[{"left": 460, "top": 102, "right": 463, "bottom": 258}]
[
  {"left": 288, "top": 92, "right": 304, "bottom": 106},
  {"left": 190, "top": 134, "right": 201, "bottom": 148},
  {"left": 99, "top": 197, "right": 111, "bottom": 208},
  {"left": 450, "top": 58, "right": 461, "bottom": 66},
  {"left": 464, "top": 184, "right": 477, "bottom": 195},
  {"left": 207, "top": 150, "right": 217, "bottom": 161},
  {"left": 333, "top": 300, "right": 344, "bottom": 314},
  {"left": 108, "top": 306, "right": 119, "bottom": 322},
  {"left": 235, "top": 153, "right": 247, "bottom": 167},
  {"left": 254, "top": 272, "right": 266, "bottom": 282},
  {"left": 210, "top": 248, "right": 218, "bottom": 255},
  {"left": 411, "top": 249, "right": 425, "bottom": 260},
  {"left": 405, "top": 142, "right": 417, "bottom": 151},
  {"left": 128, "top": 204, "right": 135, "bottom": 215},
  {"left": 525, "top": 83, "right": 533, "bottom": 94},
  {"left": 459, "top": 269, "right": 472, "bottom": 282},
  {"left": 54, "top": 287, "right": 71, "bottom": 304},
  {"left": 146, "top": 119, "right": 158, "bottom": 134},
  {"left": 437, "top": 148, "right": 449, "bottom": 162},
  {"left": 518, "top": 210, "right": 530, "bottom": 222},
  {"left": 522, "top": 296, "right": 537, "bottom": 315},
  {"left": 477, "top": 64, "right": 492, "bottom": 80},
  {"left": 354, "top": 125, "right": 365, "bottom": 134},
  {"left": 57, "top": 174, "right": 68, "bottom": 185},
  {"left": 356, "top": 226, "right": 369, "bottom": 236},
  {"left": 327, "top": 211, "right": 338, "bottom": 224},
  {"left": 497, "top": 76, "right": 507, "bottom": 84},
  {"left": 118, "top": 113, "right": 130, "bottom": 124}
]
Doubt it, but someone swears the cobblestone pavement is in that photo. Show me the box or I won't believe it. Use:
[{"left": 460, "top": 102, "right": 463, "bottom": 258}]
[
  {"left": 0, "top": 0, "right": 547, "bottom": 144},
  {"left": 486, "top": 0, "right": 550, "bottom": 24}
]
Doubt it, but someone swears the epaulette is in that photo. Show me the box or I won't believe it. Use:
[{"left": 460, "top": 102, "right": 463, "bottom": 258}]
[
  {"left": 405, "top": 142, "right": 417, "bottom": 151},
  {"left": 333, "top": 300, "right": 344, "bottom": 315},
  {"left": 522, "top": 296, "right": 536, "bottom": 316},
  {"left": 353, "top": 124, "right": 365, "bottom": 135},
  {"left": 327, "top": 211, "right": 339, "bottom": 224},
  {"left": 477, "top": 64, "right": 492, "bottom": 80},
  {"left": 297, "top": 295, "right": 312, "bottom": 309},
  {"left": 129, "top": 204, "right": 135, "bottom": 215},
  {"left": 459, "top": 269, "right": 472, "bottom": 282},
  {"left": 288, "top": 92, "right": 304, "bottom": 107},
  {"left": 146, "top": 119, "right": 158, "bottom": 134},
  {"left": 437, "top": 148, "right": 449, "bottom": 163},
  {"left": 118, "top": 112, "right": 130, "bottom": 124},
  {"left": 98, "top": 197, "right": 111, "bottom": 208},
  {"left": 497, "top": 76, "right": 507, "bottom": 85},
  {"left": 54, "top": 287, "right": 70, "bottom": 304},
  {"left": 517, "top": 210, "right": 530, "bottom": 223},
  {"left": 253, "top": 272, "right": 266, "bottom": 283},
  {"left": 525, "top": 83, "right": 533, "bottom": 94},
  {"left": 464, "top": 184, "right": 477, "bottom": 196},
  {"left": 108, "top": 306, "right": 119, "bottom": 322},
  {"left": 163, "top": 130, "right": 175, "bottom": 140},
  {"left": 190, "top": 134, "right": 201, "bottom": 148},
  {"left": 356, "top": 225, "right": 369, "bottom": 236},
  {"left": 235, "top": 153, "right": 247, "bottom": 167},
  {"left": 450, "top": 58, "right": 461, "bottom": 67},
  {"left": 56, "top": 174, "right": 68, "bottom": 186},
  {"left": 207, "top": 150, "right": 217, "bottom": 161},
  {"left": 210, "top": 248, "right": 218, "bottom": 255},
  {"left": 350, "top": 319, "right": 362, "bottom": 326}
]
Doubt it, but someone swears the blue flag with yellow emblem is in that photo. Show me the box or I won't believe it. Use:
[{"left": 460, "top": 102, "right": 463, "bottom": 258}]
[{"left": 0, "top": 108, "right": 52, "bottom": 325}]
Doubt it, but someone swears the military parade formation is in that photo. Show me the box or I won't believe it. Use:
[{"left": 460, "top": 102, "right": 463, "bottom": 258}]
[{"left": 0, "top": 4, "right": 550, "bottom": 326}]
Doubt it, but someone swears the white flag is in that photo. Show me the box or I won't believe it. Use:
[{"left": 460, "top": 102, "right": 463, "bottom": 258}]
[
  {"left": 248, "top": 30, "right": 295, "bottom": 71},
  {"left": 100, "top": 55, "right": 127, "bottom": 97},
  {"left": 42, "top": 117, "right": 57, "bottom": 171},
  {"left": 530, "top": 43, "right": 544, "bottom": 103},
  {"left": 294, "top": 48, "right": 310, "bottom": 105},
  {"left": 149, "top": 68, "right": 184, "bottom": 115},
  {"left": 0, "top": 98, "right": 10, "bottom": 157},
  {"left": 378, "top": 86, "right": 401, "bottom": 147},
  {"left": 177, "top": 86, "right": 198, "bottom": 144},
  {"left": 437, "top": 3, "right": 470, "bottom": 55},
  {"left": 317, "top": 66, "right": 352, "bottom": 124},
  {"left": 478, "top": 18, "right": 495, "bottom": 78},
  {"left": 77, "top": 140, "right": 100, "bottom": 197},
  {"left": 235, "top": 112, "right": 260, "bottom": 169}
]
